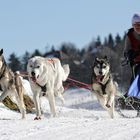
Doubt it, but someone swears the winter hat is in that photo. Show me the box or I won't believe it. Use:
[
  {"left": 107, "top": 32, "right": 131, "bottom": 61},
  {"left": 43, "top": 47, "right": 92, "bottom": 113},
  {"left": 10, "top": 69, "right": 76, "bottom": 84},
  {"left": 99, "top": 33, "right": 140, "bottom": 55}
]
[{"left": 132, "top": 13, "right": 140, "bottom": 24}]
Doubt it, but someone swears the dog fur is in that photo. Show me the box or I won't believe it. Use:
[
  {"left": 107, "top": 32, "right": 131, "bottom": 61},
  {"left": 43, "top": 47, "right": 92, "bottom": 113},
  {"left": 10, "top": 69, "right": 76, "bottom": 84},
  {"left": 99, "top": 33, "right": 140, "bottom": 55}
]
[
  {"left": 0, "top": 49, "right": 26, "bottom": 119},
  {"left": 91, "top": 56, "right": 117, "bottom": 118},
  {"left": 27, "top": 56, "right": 70, "bottom": 120}
]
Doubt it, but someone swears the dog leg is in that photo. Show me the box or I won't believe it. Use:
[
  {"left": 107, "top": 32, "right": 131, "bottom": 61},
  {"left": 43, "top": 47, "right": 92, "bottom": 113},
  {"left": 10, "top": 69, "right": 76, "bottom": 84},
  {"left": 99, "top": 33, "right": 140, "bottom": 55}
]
[
  {"left": 0, "top": 89, "right": 11, "bottom": 102},
  {"left": 94, "top": 91, "right": 114, "bottom": 118},
  {"left": 33, "top": 93, "right": 42, "bottom": 120},
  {"left": 58, "top": 94, "right": 65, "bottom": 105},
  {"left": 48, "top": 90, "right": 56, "bottom": 117},
  {"left": 105, "top": 93, "right": 115, "bottom": 118},
  {"left": 16, "top": 95, "right": 26, "bottom": 119},
  {"left": 55, "top": 86, "right": 65, "bottom": 105},
  {"left": 93, "top": 91, "right": 106, "bottom": 107},
  {"left": 106, "top": 94, "right": 115, "bottom": 108},
  {"left": 107, "top": 102, "right": 115, "bottom": 119}
]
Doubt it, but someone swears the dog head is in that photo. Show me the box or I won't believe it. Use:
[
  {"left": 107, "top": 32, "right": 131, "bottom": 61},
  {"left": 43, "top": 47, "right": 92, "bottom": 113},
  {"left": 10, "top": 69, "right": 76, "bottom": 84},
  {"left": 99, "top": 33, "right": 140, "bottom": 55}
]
[
  {"left": 93, "top": 56, "right": 110, "bottom": 82},
  {"left": 27, "top": 56, "right": 45, "bottom": 82}
]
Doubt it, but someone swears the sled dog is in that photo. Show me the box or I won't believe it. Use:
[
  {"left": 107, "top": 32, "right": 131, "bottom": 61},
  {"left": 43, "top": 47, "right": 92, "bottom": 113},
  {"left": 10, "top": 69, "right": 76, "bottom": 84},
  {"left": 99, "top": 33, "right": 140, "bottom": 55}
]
[
  {"left": 91, "top": 56, "right": 117, "bottom": 118},
  {"left": 27, "top": 56, "right": 70, "bottom": 120},
  {"left": 0, "top": 49, "right": 26, "bottom": 119}
]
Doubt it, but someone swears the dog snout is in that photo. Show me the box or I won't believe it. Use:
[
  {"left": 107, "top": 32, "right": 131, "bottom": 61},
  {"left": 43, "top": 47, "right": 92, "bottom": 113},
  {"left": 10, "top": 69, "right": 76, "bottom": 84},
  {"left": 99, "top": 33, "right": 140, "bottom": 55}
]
[
  {"left": 99, "top": 71, "right": 103, "bottom": 75},
  {"left": 31, "top": 71, "right": 35, "bottom": 76}
]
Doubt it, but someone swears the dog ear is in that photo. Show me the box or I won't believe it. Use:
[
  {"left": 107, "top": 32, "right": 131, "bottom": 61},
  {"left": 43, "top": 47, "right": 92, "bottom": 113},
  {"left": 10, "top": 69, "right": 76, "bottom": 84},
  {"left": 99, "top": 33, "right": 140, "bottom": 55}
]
[
  {"left": 95, "top": 57, "right": 100, "bottom": 62},
  {"left": 0, "top": 49, "right": 3, "bottom": 56},
  {"left": 104, "top": 55, "right": 110, "bottom": 64},
  {"left": 104, "top": 55, "right": 108, "bottom": 60}
]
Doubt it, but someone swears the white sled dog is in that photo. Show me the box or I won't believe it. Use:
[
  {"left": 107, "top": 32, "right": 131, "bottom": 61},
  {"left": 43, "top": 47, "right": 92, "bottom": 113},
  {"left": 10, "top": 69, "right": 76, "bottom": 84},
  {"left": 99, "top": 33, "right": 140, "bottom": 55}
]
[
  {"left": 91, "top": 56, "right": 117, "bottom": 118},
  {"left": 27, "top": 56, "right": 70, "bottom": 120},
  {"left": 0, "top": 49, "right": 26, "bottom": 119}
]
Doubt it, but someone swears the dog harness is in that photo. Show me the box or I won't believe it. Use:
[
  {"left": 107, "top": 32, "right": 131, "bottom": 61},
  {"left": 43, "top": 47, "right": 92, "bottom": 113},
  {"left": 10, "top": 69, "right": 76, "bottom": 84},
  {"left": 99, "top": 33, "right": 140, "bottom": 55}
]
[
  {"left": 35, "top": 82, "right": 47, "bottom": 96},
  {"left": 94, "top": 74, "right": 111, "bottom": 95},
  {"left": 99, "top": 78, "right": 111, "bottom": 95},
  {"left": 36, "top": 83, "right": 47, "bottom": 92}
]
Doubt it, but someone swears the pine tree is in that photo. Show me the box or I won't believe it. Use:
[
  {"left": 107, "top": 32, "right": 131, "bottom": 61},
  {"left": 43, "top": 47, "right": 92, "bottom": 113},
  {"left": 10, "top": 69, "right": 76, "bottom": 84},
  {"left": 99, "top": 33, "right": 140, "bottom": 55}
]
[
  {"left": 108, "top": 34, "right": 114, "bottom": 48},
  {"left": 115, "top": 34, "right": 121, "bottom": 45},
  {"left": 95, "top": 36, "right": 102, "bottom": 47},
  {"left": 31, "top": 49, "right": 42, "bottom": 57},
  {"left": 21, "top": 51, "right": 31, "bottom": 71},
  {"left": 8, "top": 53, "right": 22, "bottom": 72}
]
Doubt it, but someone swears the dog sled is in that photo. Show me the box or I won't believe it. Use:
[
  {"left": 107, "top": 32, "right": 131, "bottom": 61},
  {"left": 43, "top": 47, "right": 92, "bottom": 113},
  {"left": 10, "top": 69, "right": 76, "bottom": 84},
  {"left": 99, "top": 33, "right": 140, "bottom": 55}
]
[{"left": 116, "top": 59, "right": 140, "bottom": 118}]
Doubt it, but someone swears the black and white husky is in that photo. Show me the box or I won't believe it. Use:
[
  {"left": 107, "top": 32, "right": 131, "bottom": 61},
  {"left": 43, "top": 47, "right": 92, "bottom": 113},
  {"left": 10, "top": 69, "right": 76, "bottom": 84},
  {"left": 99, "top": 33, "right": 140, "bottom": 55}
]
[{"left": 91, "top": 56, "right": 117, "bottom": 118}]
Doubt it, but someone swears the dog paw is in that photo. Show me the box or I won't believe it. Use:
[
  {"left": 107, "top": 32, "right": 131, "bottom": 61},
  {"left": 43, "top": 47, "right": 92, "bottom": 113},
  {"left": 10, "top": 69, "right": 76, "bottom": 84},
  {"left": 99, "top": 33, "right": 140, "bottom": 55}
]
[
  {"left": 34, "top": 116, "right": 41, "bottom": 120},
  {"left": 106, "top": 104, "right": 111, "bottom": 108}
]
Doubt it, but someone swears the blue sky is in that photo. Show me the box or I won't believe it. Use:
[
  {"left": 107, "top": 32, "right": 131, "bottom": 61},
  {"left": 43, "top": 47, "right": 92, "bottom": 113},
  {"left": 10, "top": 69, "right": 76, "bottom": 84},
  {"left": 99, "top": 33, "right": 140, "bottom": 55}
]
[{"left": 0, "top": 0, "right": 140, "bottom": 59}]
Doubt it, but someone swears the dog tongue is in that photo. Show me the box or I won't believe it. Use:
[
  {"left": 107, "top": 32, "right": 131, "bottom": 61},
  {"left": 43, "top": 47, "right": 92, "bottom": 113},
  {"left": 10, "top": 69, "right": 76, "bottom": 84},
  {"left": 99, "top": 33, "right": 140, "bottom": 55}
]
[
  {"left": 31, "top": 76, "right": 36, "bottom": 82},
  {"left": 96, "top": 75, "right": 104, "bottom": 82}
]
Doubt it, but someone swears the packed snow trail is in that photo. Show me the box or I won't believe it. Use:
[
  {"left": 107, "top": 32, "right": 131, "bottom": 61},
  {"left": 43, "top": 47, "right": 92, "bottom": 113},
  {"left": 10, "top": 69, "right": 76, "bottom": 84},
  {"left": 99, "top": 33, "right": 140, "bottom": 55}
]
[{"left": 0, "top": 89, "right": 140, "bottom": 140}]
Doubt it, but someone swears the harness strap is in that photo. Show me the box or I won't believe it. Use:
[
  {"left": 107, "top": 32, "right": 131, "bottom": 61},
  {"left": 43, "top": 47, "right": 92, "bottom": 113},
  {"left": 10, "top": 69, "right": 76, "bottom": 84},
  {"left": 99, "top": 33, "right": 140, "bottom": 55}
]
[
  {"left": 99, "top": 76, "right": 111, "bottom": 95},
  {"left": 36, "top": 83, "right": 47, "bottom": 96}
]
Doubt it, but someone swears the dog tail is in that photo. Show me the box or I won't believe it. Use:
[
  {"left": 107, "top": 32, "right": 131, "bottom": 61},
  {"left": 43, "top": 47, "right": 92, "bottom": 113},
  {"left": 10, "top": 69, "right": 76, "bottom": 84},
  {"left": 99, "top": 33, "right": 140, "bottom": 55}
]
[{"left": 62, "top": 64, "right": 70, "bottom": 81}]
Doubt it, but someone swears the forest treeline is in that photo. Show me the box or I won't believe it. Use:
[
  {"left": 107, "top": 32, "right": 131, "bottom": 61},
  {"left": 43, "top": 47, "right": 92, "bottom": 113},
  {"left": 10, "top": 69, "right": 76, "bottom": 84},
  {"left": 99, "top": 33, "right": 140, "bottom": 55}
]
[{"left": 7, "top": 33, "right": 131, "bottom": 90}]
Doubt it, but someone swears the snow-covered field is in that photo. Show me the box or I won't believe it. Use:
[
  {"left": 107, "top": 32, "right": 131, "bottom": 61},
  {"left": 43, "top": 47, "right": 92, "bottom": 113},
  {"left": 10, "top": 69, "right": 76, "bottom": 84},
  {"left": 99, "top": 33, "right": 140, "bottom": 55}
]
[{"left": 0, "top": 81, "right": 140, "bottom": 140}]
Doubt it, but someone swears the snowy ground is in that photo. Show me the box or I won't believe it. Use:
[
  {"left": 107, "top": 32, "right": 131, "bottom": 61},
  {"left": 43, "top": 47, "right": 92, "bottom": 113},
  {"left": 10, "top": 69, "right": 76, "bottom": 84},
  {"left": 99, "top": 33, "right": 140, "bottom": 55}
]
[{"left": 0, "top": 82, "right": 140, "bottom": 140}]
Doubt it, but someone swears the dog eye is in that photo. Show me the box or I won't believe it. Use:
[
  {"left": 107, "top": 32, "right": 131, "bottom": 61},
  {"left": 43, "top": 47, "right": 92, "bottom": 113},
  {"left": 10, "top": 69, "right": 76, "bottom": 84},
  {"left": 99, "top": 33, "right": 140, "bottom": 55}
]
[
  {"left": 30, "top": 65, "right": 33, "bottom": 68},
  {"left": 103, "top": 66, "right": 106, "bottom": 68},
  {"left": 96, "top": 65, "right": 100, "bottom": 68},
  {"left": 36, "top": 66, "right": 40, "bottom": 68}
]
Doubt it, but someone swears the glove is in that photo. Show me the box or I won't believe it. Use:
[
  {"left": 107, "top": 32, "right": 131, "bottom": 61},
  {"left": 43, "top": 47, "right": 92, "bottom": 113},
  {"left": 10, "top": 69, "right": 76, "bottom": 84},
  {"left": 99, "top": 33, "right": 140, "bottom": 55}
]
[{"left": 127, "top": 50, "right": 137, "bottom": 60}]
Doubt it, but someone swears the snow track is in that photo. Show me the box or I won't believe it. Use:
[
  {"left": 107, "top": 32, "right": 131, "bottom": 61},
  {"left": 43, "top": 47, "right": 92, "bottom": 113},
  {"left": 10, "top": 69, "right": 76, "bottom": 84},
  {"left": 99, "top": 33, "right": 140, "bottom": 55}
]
[{"left": 0, "top": 89, "right": 140, "bottom": 140}]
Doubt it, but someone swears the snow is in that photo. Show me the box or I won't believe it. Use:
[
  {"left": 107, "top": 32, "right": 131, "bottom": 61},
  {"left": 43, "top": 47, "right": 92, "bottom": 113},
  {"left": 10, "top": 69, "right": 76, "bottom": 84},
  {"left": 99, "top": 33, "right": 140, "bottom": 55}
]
[{"left": 0, "top": 80, "right": 140, "bottom": 140}]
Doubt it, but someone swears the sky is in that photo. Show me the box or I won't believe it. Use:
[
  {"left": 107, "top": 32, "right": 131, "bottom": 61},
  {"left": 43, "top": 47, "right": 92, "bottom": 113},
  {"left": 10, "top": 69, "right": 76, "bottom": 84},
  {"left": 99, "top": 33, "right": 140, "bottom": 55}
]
[{"left": 0, "top": 0, "right": 140, "bottom": 59}]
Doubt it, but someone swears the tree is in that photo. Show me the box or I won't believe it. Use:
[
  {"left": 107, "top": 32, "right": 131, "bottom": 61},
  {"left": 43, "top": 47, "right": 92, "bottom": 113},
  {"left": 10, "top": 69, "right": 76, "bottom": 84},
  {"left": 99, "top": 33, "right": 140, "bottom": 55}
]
[
  {"left": 8, "top": 53, "right": 22, "bottom": 72},
  {"left": 95, "top": 36, "right": 102, "bottom": 47},
  {"left": 31, "top": 49, "right": 42, "bottom": 57},
  {"left": 60, "top": 43, "right": 68, "bottom": 54},
  {"left": 103, "top": 37, "right": 108, "bottom": 46},
  {"left": 21, "top": 51, "right": 31, "bottom": 71},
  {"left": 115, "top": 34, "right": 121, "bottom": 45},
  {"left": 108, "top": 34, "right": 114, "bottom": 48}
]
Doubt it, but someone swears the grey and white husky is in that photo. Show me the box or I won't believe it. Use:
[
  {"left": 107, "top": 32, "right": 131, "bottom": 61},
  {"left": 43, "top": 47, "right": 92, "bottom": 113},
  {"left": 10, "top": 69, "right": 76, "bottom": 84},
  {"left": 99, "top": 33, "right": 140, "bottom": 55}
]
[
  {"left": 0, "top": 49, "right": 26, "bottom": 119},
  {"left": 91, "top": 56, "right": 117, "bottom": 118}
]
